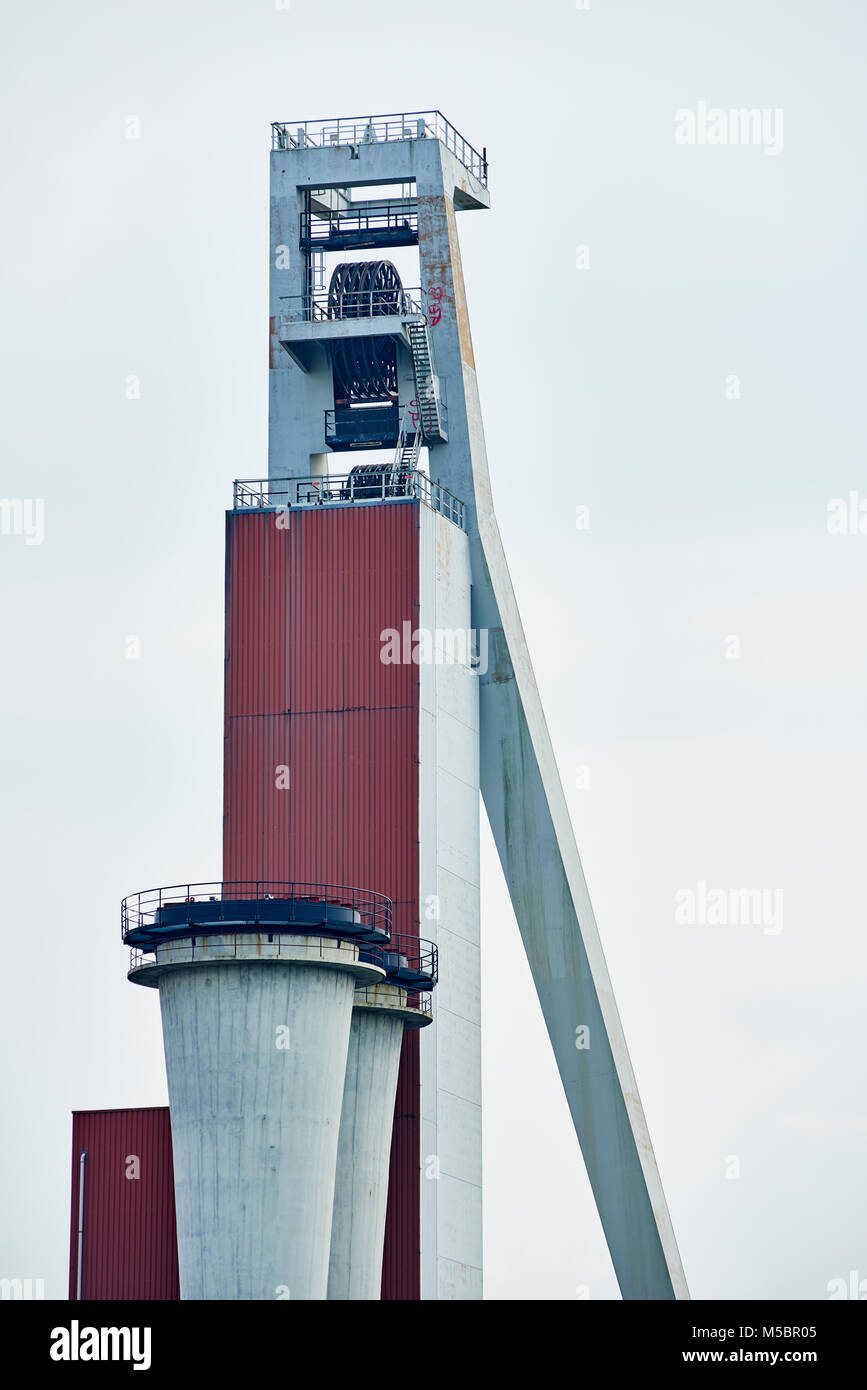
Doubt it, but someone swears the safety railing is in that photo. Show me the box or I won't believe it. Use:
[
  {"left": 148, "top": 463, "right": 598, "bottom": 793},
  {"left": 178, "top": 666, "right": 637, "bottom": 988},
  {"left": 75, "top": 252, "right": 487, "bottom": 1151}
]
[
  {"left": 297, "top": 286, "right": 424, "bottom": 322},
  {"left": 121, "top": 881, "right": 392, "bottom": 945},
  {"left": 300, "top": 201, "right": 418, "bottom": 247},
  {"left": 362, "top": 933, "right": 438, "bottom": 988},
  {"left": 233, "top": 470, "right": 466, "bottom": 531},
  {"left": 272, "top": 111, "right": 488, "bottom": 185},
  {"left": 407, "top": 993, "right": 433, "bottom": 1021},
  {"left": 353, "top": 984, "right": 434, "bottom": 1022},
  {"left": 234, "top": 477, "right": 291, "bottom": 508}
]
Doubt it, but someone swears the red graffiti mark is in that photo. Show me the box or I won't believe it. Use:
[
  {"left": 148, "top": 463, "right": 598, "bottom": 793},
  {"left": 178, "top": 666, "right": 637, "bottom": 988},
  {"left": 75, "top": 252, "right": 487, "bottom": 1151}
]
[
  {"left": 409, "top": 398, "right": 420, "bottom": 428},
  {"left": 427, "top": 284, "right": 443, "bottom": 326}
]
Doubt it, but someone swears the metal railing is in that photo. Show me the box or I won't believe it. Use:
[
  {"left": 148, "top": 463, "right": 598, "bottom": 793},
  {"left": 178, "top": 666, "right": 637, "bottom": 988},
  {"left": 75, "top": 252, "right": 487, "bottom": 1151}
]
[
  {"left": 353, "top": 984, "right": 434, "bottom": 1022},
  {"left": 272, "top": 111, "right": 488, "bottom": 185},
  {"left": 393, "top": 401, "right": 422, "bottom": 470},
  {"left": 362, "top": 933, "right": 438, "bottom": 987},
  {"left": 300, "top": 201, "right": 418, "bottom": 247},
  {"left": 233, "top": 469, "right": 466, "bottom": 530},
  {"left": 282, "top": 286, "right": 424, "bottom": 323},
  {"left": 407, "top": 993, "right": 433, "bottom": 1021},
  {"left": 121, "top": 880, "right": 392, "bottom": 945}
]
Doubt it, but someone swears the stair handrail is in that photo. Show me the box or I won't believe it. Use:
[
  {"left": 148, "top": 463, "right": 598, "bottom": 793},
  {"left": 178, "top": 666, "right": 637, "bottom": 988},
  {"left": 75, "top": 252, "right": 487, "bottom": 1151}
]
[{"left": 393, "top": 401, "right": 415, "bottom": 466}]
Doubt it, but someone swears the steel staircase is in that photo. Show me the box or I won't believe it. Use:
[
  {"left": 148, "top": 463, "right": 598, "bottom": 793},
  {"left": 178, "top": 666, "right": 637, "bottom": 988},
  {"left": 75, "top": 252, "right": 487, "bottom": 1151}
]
[
  {"left": 405, "top": 319, "right": 447, "bottom": 441},
  {"left": 393, "top": 403, "right": 422, "bottom": 470}
]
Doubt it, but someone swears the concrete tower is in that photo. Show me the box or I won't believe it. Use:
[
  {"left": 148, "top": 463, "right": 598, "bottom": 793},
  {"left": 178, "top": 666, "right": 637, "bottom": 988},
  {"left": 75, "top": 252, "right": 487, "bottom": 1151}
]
[
  {"left": 328, "top": 943, "right": 438, "bottom": 1301},
  {"left": 263, "top": 111, "right": 689, "bottom": 1301},
  {"left": 124, "top": 890, "right": 399, "bottom": 1300}
]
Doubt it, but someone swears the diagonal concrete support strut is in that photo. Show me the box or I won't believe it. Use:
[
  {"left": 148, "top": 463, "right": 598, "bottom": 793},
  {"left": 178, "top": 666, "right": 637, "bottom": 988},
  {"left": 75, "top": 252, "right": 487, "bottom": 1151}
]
[{"left": 418, "top": 144, "right": 689, "bottom": 1301}]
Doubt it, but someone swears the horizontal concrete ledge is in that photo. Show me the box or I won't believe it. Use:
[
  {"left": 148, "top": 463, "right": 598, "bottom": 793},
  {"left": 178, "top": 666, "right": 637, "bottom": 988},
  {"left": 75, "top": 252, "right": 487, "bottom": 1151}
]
[
  {"left": 277, "top": 315, "right": 415, "bottom": 344},
  {"left": 357, "top": 1002, "right": 431, "bottom": 1030},
  {"left": 352, "top": 980, "right": 433, "bottom": 1030},
  {"left": 128, "top": 933, "right": 386, "bottom": 990},
  {"left": 270, "top": 142, "right": 490, "bottom": 212},
  {"left": 277, "top": 315, "right": 414, "bottom": 372}
]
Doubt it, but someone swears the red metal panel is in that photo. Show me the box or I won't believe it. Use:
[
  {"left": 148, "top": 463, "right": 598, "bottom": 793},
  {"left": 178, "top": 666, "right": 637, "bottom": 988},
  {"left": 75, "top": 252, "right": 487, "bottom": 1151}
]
[
  {"left": 223, "top": 715, "right": 292, "bottom": 884},
  {"left": 382, "top": 1031, "right": 420, "bottom": 1300},
  {"left": 223, "top": 503, "right": 420, "bottom": 901},
  {"left": 285, "top": 709, "right": 418, "bottom": 906},
  {"left": 287, "top": 503, "right": 417, "bottom": 712},
  {"left": 223, "top": 502, "right": 421, "bottom": 1299},
  {"left": 68, "top": 1108, "right": 179, "bottom": 1301},
  {"left": 224, "top": 510, "right": 289, "bottom": 717}
]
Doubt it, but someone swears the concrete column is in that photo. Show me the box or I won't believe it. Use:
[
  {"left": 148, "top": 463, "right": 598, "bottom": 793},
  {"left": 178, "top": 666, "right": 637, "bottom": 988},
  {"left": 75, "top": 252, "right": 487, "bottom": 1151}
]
[
  {"left": 129, "top": 934, "right": 383, "bottom": 1301},
  {"left": 328, "top": 983, "right": 427, "bottom": 1300}
]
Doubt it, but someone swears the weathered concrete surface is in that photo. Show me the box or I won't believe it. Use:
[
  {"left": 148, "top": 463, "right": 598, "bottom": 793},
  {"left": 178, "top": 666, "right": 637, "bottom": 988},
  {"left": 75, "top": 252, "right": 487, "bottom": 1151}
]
[
  {"left": 418, "top": 504, "right": 482, "bottom": 1301},
  {"left": 150, "top": 943, "right": 382, "bottom": 1300},
  {"left": 327, "top": 988, "right": 406, "bottom": 1300}
]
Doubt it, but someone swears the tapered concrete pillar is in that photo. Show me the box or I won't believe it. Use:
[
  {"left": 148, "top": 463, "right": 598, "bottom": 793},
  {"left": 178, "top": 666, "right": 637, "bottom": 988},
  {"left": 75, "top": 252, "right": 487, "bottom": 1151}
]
[
  {"left": 130, "top": 933, "right": 384, "bottom": 1301},
  {"left": 328, "top": 982, "right": 430, "bottom": 1300}
]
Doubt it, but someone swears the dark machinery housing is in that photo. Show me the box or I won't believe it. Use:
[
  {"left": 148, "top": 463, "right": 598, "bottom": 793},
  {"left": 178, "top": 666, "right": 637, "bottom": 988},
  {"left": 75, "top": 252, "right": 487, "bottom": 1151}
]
[
  {"left": 328, "top": 261, "right": 402, "bottom": 406},
  {"left": 341, "top": 461, "right": 414, "bottom": 500}
]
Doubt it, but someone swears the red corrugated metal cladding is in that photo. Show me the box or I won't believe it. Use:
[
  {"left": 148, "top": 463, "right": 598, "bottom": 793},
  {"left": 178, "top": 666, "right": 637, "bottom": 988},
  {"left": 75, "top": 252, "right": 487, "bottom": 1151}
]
[
  {"left": 223, "top": 502, "right": 422, "bottom": 1300},
  {"left": 68, "top": 1108, "right": 179, "bottom": 1300}
]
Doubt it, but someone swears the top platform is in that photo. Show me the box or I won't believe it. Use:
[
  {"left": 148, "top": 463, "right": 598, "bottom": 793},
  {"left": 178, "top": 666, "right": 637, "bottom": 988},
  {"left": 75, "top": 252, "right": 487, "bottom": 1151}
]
[{"left": 271, "top": 110, "right": 488, "bottom": 190}]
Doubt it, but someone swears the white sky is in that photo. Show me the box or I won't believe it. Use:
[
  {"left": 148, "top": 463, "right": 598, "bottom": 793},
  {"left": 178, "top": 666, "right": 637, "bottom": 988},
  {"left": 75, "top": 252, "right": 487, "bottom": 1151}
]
[{"left": 1, "top": 0, "right": 865, "bottom": 1300}]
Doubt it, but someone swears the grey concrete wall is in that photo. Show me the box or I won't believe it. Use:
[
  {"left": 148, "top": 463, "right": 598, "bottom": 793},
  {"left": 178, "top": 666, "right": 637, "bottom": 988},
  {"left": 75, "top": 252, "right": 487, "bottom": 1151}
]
[
  {"left": 418, "top": 503, "right": 482, "bottom": 1300},
  {"left": 157, "top": 954, "right": 359, "bottom": 1300},
  {"left": 327, "top": 995, "right": 405, "bottom": 1300}
]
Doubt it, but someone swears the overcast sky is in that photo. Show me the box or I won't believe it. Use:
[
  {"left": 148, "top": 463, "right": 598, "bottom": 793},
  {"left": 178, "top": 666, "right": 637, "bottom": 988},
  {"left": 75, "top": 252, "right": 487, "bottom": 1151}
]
[{"left": 1, "top": 0, "right": 865, "bottom": 1300}]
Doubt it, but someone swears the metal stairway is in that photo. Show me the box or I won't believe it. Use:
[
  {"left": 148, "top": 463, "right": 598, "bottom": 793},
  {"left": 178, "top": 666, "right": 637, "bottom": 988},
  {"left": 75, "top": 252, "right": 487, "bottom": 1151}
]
[
  {"left": 393, "top": 403, "right": 422, "bottom": 470},
  {"left": 405, "top": 319, "right": 447, "bottom": 441}
]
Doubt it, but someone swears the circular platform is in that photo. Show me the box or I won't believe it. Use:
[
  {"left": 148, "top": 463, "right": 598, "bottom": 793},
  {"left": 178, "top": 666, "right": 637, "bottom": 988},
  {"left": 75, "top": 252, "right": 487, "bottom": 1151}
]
[{"left": 122, "top": 881, "right": 392, "bottom": 950}]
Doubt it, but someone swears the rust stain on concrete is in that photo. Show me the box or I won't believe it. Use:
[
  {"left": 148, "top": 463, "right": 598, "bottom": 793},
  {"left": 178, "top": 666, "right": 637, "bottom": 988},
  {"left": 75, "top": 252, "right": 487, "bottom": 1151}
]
[
  {"left": 444, "top": 196, "right": 475, "bottom": 371},
  {"left": 416, "top": 193, "right": 476, "bottom": 371}
]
